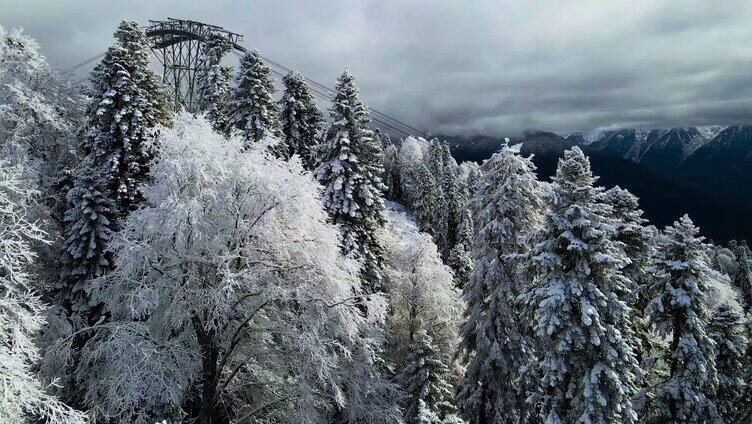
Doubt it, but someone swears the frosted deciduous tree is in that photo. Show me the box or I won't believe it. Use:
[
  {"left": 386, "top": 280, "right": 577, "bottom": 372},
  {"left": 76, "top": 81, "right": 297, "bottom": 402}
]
[
  {"left": 228, "top": 49, "right": 283, "bottom": 154},
  {"left": 708, "top": 303, "right": 747, "bottom": 421},
  {"left": 196, "top": 33, "right": 233, "bottom": 133},
  {"left": 76, "top": 114, "right": 400, "bottom": 424},
  {"left": 521, "top": 147, "right": 640, "bottom": 423},
  {"left": 0, "top": 26, "right": 81, "bottom": 190},
  {"left": 645, "top": 215, "right": 721, "bottom": 423},
  {"left": 381, "top": 209, "right": 463, "bottom": 423},
  {"left": 279, "top": 70, "right": 323, "bottom": 170},
  {"left": 316, "top": 70, "right": 387, "bottom": 293},
  {"left": 457, "top": 143, "right": 544, "bottom": 424},
  {"left": 0, "top": 162, "right": 85, "bottom": 424}
]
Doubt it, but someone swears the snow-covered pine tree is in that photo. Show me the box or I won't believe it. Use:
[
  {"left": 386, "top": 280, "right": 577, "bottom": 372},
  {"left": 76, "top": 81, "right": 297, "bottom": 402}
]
[
  {"left": 383, "top": 142, "right": 403, "bottom": 201},
  {"left": 645, "top": 215, "right": 721, "bottom": 423},
  {"left": 457, "top": 143, "right": 544, "bottom": 424},
  {"left": 447, "top": 242, "right": 472, "bottom": 289},
  {"left": 279, "top": 70, "right": 323, "bottom": 170},
  {"left": 228, "top": 49, "right": 284, "bottom": 155},
  {"left": 316, "top": 70, "right": 387, "bottom": 293},
  {"left": 402, "top": 330, "right": 456, "bottom": 423},
  {"left": 708, "top": 303, "right": 748, "bottom": 420},
  {"left": 731, "top": 241, "right": 752, "bottom": 311},
  {"left": 447, "top": 176, "right": 473, "bottom": 287},
  {"left": 521, "top": 147, "right": 640, "bottom": 423},
  {"left": 57, "top": 164, "right": 116, "bottom": 317},
  {"left": 413, "top": 164, "right": 439, "bottom": 234},
  {"left": 0, "top": 162, "right": 85, "bottom": 424},
  {"left": 601, "top": 187, "right": 656, "bottom": 369},
  {"left": 196, "top": 33, "right": 233, "bottom": 133},
  {"left": 81, "top": 20, "right": 170, "bottom": 218}
]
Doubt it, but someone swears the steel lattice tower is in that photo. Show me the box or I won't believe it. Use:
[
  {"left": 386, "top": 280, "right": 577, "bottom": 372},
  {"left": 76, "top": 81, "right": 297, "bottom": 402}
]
[{"left": 145, "top": 18, "right": 244, "bottom": 112}]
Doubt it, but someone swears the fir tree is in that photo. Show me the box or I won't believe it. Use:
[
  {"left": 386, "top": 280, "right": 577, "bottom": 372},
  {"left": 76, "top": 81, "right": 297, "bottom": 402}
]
[
  {"left": 58, "top": 165, "right": 116, "bottom": 317},
  {"left": 447, "top": 242, "right": 472, "bottom": 289},
  {"left": 708, "top": 303, "right": 748, "bottom": 421},
  {"left": 227, "top": 49, "right": 282, "bottom": 153},
  {"left": 457, "top": 143, "right": 544, "bottom": 424},
  {"left": 731, "top": 241, "right": 752, "bottom": 311},
  {"left": 383, "top": 142, "right": 403, "bottom": 201},
  {"left": 602, "top": 187, "right": 656, "bottom": 378},
  {"left": 402, "top": 330, "right": 456, "bottom": 423},
  {"left": 82, "top": 20, "right": 169, "bottom": 218},
  {"left": 279, "top": 70, "right": 323, "bottom": 170},
  {"left": 316, "top": 70, "right": 386, "bottom": 293},
  {"left": 521, "top": 147, "right": 640, "bottom": 423},
  {"left": 413, "top": 164, "right": 439, "bottom": 234},
  {"left": 196, "top": 33, "right": 233, "bottom": 133},
  {"left": 645, "top": 215, "right": 721, "bottom": 423}
]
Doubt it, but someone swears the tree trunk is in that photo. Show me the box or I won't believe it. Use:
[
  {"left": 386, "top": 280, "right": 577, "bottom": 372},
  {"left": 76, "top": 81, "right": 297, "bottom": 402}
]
[{"left": 193, "top": 315, "right": 222, "bottom": 424}]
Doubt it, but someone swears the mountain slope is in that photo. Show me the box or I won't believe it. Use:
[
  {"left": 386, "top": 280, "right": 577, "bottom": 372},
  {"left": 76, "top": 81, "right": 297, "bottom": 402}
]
[{"left": 444, "top": 130, "right": 752, "bottom": 243}]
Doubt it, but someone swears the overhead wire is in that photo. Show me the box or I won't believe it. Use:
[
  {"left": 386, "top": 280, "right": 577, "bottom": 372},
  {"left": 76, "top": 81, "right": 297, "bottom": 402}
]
[{"left": 63, "top": 41, "right": 427, "bottom": 140}]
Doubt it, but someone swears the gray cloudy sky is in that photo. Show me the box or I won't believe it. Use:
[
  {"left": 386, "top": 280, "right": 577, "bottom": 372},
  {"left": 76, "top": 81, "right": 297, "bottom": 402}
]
[{"left": 4, "top": 0, "right": 752, "bottom": 136}]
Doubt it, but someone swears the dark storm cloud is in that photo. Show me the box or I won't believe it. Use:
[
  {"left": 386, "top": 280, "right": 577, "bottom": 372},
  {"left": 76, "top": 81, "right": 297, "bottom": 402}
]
[{"left": 3, "top": 0, "right": 752, "bottom": 136}]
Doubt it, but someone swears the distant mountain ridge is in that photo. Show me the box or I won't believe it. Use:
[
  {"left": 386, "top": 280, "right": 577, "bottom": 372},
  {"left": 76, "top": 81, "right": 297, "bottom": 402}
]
[{"left": 441, "top": 125, "right": 752, "bottom": 243}]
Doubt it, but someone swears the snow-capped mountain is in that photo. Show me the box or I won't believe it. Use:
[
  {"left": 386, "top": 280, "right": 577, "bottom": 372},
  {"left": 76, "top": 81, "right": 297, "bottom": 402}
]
[
  {"left": 565, "top": 125, "right": 726, "bottom": 167},
  {"left": 443, "top": 125, "right": 752, "bottom": 243}
]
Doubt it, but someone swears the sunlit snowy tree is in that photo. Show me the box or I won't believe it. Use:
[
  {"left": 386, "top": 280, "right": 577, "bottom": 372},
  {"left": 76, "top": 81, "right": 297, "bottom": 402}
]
[
  {"left": 521, "top": 147, "right": 640, "bottom": 423},
  {"left": 381, "top": 208, "right": 463, "bottom": 423},
  {"left": 0, "top": 162, "right": 85, "bottom": 424},
  {"left": 75, "top": 114, "right": 400, "bottom": 424}
]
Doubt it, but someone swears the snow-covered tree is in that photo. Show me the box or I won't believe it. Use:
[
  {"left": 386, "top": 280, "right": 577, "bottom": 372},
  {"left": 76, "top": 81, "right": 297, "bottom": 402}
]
[
  {"left": 0, "top": 25, "right": 81, "bottom": 184},
  {"left": 730, "top": 241, "right": 752, "bottom": 311},
  {"left": 381, "top": 208, "right": 463, "bottom": 423},
  {"left": 57, "top": 163, "right": 115, "bottom": 318},
  {"left": 402, "top": 330, "right": 456, "bottom": 422},
  {"left": 80, "top": 20, "right": 170, "bottom": 217},
  {"left": 227, "top": 49, "right": 282, "bottom": 154},
  {"left": 447, "top": 177, "right": 473, "bottom": 287},
  {"left": 413, "top": 164, "right": 440, "bottom": 234},
  {"left": 0, "top": 25, "right": 83, "bottom": 287},
  {"left": 521, "top": 147, "right": 640, "bottom": 423},
  {"left": 383, "top": 142, "right": 403, "bottom": 201},
  {"left": 75, "top": 114, "right": 400, "bottom": 424},
  {"left": 44, "top": 22, "right": 169, "bottom": 404},
  {"left": 279, "top": 70, "right": 323, "bottom": 170},
  {"left": 708, "top": 303, "right": 748, "bottom": 420},
  {"left": 0, "top": 162, "right": 85, "bottom": 424},
  {"left": 448, "top": 242, "right": 472, "bottom": 289},
  {"left": 196, "top": 33, "right": 233, "bottom": 133},
  {"left": 644, "top": 215, "right": 721, "bottom": 423},
  {"left": 316, "top": 70, "right": 387, "bottom": 293},
  {"left": 601, "top": 186, "right": 656, "bottom": 376},
  {"left": 457, "top": 143, "right": 544, "bottom": 424}
]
